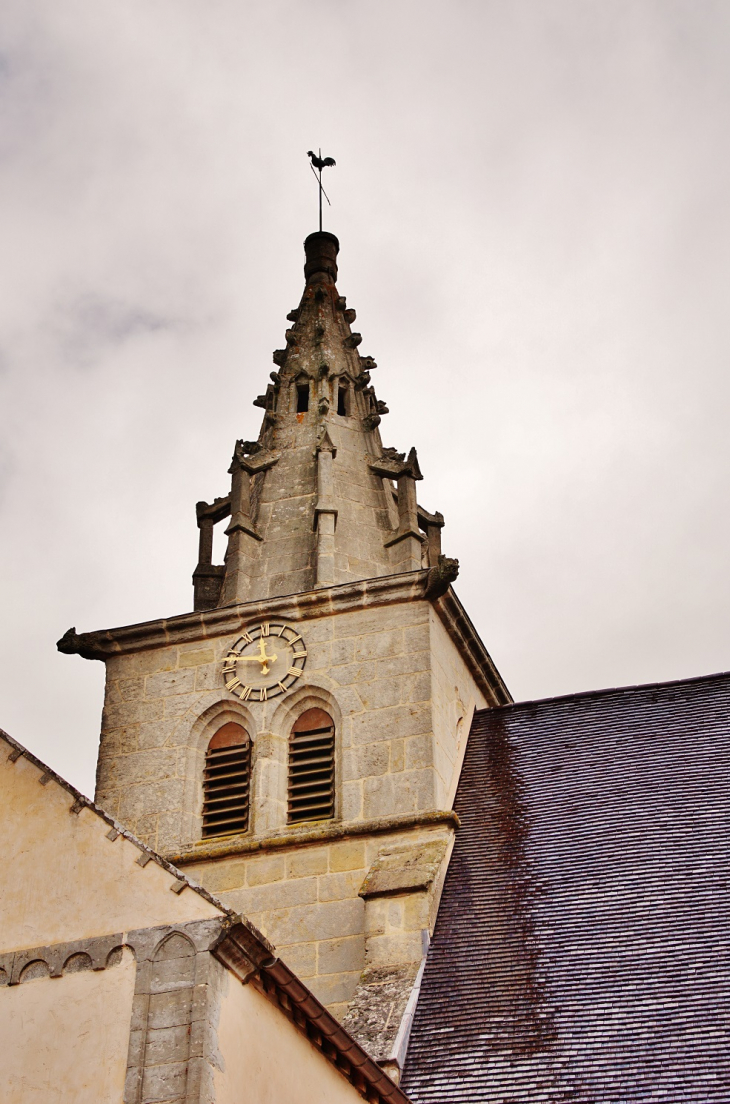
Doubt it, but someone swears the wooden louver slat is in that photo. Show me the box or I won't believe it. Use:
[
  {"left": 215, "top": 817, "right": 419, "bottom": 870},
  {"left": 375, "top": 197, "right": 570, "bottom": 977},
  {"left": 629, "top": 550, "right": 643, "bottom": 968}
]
[
  {"left": 202, "top": 722, "right": 251, "bottom": 838},
  {"left": 288, "top": 710, "right": 335, "bottom": 824}
]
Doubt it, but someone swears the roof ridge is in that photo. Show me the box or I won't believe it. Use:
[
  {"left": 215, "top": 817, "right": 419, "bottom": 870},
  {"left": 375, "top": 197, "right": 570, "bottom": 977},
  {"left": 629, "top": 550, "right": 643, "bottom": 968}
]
[{"left": 476, "top": 668, "right": 730, "bottom": 715}]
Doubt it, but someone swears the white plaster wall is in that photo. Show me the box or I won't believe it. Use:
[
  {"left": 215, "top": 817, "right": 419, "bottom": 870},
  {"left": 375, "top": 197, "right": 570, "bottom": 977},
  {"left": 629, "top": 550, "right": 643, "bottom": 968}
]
[
  {"left": 1, "top": 745, "right": 221, "bottom": 953},
  {"left": 1, "top": 951, "right": 135, "bottom": 1104},
  {"left": 214, "top": 976, "right": 364, "bottom": 1104}
]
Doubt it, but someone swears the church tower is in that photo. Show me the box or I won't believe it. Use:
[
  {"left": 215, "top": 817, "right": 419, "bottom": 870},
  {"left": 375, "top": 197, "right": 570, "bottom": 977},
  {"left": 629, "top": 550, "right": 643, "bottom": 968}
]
[{"left": 59, "top": 231, "right": 511, "bottom": 1077}]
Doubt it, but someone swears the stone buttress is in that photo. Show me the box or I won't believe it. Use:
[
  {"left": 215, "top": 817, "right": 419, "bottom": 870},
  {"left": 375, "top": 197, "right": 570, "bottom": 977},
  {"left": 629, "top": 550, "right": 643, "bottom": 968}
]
[{"left": 59, "top": 231, "right": 511, "bottom": 1084}]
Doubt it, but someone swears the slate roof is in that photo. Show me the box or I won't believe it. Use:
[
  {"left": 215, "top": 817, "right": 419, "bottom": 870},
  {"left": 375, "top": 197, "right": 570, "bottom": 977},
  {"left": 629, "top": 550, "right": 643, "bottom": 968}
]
[{"left": 402, "top": 672, "right": 730, "bottom": 1103}]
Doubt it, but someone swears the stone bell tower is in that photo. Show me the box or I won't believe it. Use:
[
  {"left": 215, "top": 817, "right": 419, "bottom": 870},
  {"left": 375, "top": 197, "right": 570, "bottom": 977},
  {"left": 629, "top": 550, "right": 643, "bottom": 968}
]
[{"left": 59, "top": 231, "right": 511, "bottom": 1079}]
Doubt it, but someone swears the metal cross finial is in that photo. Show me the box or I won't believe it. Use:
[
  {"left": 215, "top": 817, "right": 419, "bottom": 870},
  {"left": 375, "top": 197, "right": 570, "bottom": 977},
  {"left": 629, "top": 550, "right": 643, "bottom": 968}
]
[{"left": 307, "top": 149, "right": 336, "bottom": 232}]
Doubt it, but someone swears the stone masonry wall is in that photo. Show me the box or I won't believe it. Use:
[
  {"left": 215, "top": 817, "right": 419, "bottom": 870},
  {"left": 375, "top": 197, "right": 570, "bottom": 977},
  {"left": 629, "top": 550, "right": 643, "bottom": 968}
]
[
  {"left": 183, "top": 826, "right": 451, "bottom": 1022},
  {"left": 94, "top": 595, "right": 486, "bottom": 1019}
]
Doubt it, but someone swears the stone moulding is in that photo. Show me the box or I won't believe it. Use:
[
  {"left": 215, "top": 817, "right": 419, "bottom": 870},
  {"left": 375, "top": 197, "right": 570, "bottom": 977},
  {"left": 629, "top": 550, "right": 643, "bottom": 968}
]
[
  {"left": 165, "top": 809, "right": 460, "bottom": 867},
  {"left": 358, "top": 838, "right": 450, "bottom": 899},
  {"left": 57, "top": 569, "right": 512, "bottom": 706}
]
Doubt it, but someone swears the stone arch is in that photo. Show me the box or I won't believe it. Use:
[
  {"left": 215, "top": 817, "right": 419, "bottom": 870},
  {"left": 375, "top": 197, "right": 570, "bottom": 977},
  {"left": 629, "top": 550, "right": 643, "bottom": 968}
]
[
  {"left": 19, "top": 959, "right": 50, "bottom": 983},
  {"left": 268, "top": 679, "right": 343, "bottom": 738},
  {"left": 270, "top": 682, "right": 344, "bottom": 823},
  {"left": 153, "top": 931, "right": 196, "bottom": 961},
  {"left": 181, "top": 697, "right": 257, "bottom": 846},
  {"left": 63, "top": 952, "right": 93, "bottom": 974},
  {"left": 106, "top": 944, "right": 135, "bottom": 968}
]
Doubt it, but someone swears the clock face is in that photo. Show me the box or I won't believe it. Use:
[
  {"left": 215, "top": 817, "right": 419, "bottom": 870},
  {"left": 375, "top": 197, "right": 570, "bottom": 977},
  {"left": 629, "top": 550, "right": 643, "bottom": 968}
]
[{"left": 222, "top": 622, "right": 307, "bottom": 702}]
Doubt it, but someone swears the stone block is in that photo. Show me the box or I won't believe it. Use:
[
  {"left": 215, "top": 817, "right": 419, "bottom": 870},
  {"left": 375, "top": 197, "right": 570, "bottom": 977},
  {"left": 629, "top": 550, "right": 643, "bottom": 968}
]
[
  {"left": 331, "top": 660, "right": 378, "bottom": 687},
  {"left": 241, "top": 875, "right": 318, "bottom": 912},
  {"left": 146, "top": 989, "right": 193, "bottom": 1030},
  {"left": 362, "top": 768, "right": 434, "bottom": 817},
  {"left": 317, "top": 935, "right": 366, "bottom": 976},
  {"left": 374, "top": 652, "right": 430, "bottom": 679},
  {"left": 308, "top": 970, "right": 361, "bottom": 1007},
  {"left": 390, "top": 739, "right": 405, "bottom": 772},
  {"left": 405, "top": 733, "right": 434, "bottom": 771},
  {"left": 145, "top": 667, "right": 197, "bottom": 699},
  {"left": 297, "top": 618, "right": 334, "bottom": 644},
  {"left": 350, "top": 703, "right": 431, "bottom": 746},
  {"left": 360, "top": 839, "right": 448, "bottom": 898},
  {"left": 286, "top": 847, "right": 329, "bottom": 879},
  {"left": 177, "top": 648, "right": 215, "bottom": 669},
  {"left": 356, "top": 678, "right": 403, "bottom": 711},
  {"left": 362, "top": 896, "right": 389, "bottom": 936},
  {"left": 148, "top": 952, "right": 197, "bottom": 993},
  {"left": 403, "top": 891, "right": 432, "bottom": 930},
  {"left": 340, "top": 780, "right": 363, "bottom": 821},
  {"left": 305, "top": 641, "right": 332, "bottom": 670},
  {"left": 330, "top": 637, "right": 354, "bottom": 665},
  {"left": 354, "top": 743, "right": 391, "bottom": 778},
  {"left": 124, "top": 1065, "right": 142, "bottom": 1104},
  {"left": 144, "top": 1023, "right": 191, "bottom": 1065},
  {"left": 365, "top": 929, "right": 423, "bottom": 967},
  {"left": 327, "top": 1000, "right": 350, "bottom": 1023},
  {"left": 125, "top": 649, "right": 177, "bottom": 676},
  {"left": 141, "top": 1060, "right": 188, "bottom": 1102},
  {"left": 195, "top": 665, "right": 222, "bottom": 692},
  {"left": 130, "top": 993, "right": 149, "bottom": 1032},
  {"left": 116, "top": 778, "right": 185, "bottom": 821},
  {"left": 404, "top": 623, "right": 431, "bottom": 652},
  {"left": 116, "top": 677, "right": 144, "bottom": 702},
  {"left": 136, "top": 814, "right": 159, "bottom": 849},
  {"left": 105, "top": 748, "right": 179, "bottom": 787},
  {"left": 280, "top": 941, "right": 317, "bottom": 978},
  {"left": 406, "top": 672, "right": 432, "bottom": 703},
  {"left": 103, "top": 699, "right": 165, "bottom": 729},
  {"left": 164, "top": 693, "right": 201, "bottom": 720},
  {"left": 137, "top": 720, "right": 179, "bottom": 751},
  {"left": 127, "top": 1028, "right": 145, "bottom": 1067},
  {"left": 156, "top": 810, "right": 184, "bottom": 852},
  {"left": 329, "top": 839, "right": 366, "bottom": 872},
  {"left": 353, "top": 630, "right": 403, "bottom": 662},
  {"left": 333, "top": 605, "right": 423, "bottom": 639},
  {"left": 318, "top": 870, "right": 363, "bottom": 903},
  {"left": 246, "top": 855, "right": 286, "bottom": 886},
  {"left": 266, "top": 898, "right": 364, "bottom": 945},
  {"left": 195, "top": 859, "right": 248, "bottom": 894}
]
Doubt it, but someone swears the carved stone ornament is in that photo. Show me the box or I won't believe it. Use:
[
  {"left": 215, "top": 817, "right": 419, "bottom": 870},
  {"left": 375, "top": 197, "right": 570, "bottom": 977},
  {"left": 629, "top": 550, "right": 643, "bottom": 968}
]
[{"left": 425, "top": 555, "right": 460, "bottom": 599}]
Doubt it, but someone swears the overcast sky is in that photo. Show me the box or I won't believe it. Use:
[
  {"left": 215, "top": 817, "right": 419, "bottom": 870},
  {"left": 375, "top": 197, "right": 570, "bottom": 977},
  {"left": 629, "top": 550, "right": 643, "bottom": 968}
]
[{"left": 2, "top": 0, "right": 729, "bottom": 796}]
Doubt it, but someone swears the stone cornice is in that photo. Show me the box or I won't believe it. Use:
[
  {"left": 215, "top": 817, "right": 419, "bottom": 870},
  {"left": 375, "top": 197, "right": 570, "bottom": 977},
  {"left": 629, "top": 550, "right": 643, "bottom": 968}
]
[
  {"left": 56, "top": 571, "right": 429, "bottom": 659},
  {"left": 434, "top": 587, "right": 513, "bottom": 707},
  {"left": 57, "top": 568, "right": 511, "bottom": 705},
  {"left": 165, "top": 809, "right": 460, "bottom": 867}
]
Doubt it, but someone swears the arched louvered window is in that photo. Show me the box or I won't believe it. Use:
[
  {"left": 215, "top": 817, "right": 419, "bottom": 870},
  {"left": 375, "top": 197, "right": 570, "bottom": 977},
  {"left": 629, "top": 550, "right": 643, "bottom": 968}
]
[
  {"left": 288, "top": 708, "right": 335, "bottom": 824},
  {"left": 202, "top": 722, "right": 251, "bottom": 838}
]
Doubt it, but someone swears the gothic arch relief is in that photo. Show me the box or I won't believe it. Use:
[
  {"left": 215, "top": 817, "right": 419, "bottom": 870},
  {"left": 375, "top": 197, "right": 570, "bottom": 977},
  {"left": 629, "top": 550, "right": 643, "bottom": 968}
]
[
  {"left": 181, "top": 697, "right": 257, "bottom": 849},
  {"left": 269, "top": 683, "right": 344, "bottom": 826}
]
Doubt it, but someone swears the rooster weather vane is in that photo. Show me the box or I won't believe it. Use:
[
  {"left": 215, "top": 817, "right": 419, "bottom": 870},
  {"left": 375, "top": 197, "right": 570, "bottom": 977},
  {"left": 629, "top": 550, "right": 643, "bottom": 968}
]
[{"left": 307, "top": 149, "right": 336, "bottom": 233}]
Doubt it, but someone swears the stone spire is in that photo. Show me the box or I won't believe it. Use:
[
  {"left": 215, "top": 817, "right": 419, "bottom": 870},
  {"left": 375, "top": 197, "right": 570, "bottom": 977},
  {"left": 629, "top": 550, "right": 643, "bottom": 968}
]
[{"left": 192, "top": 232, "right": 454, "bottom": 610}]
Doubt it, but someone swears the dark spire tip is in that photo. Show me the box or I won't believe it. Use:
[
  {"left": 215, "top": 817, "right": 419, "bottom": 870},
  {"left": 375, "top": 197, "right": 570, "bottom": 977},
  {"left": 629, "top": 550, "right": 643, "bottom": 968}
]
[{"left": 304, "top": 232, "right": 339, "bottom": 284}]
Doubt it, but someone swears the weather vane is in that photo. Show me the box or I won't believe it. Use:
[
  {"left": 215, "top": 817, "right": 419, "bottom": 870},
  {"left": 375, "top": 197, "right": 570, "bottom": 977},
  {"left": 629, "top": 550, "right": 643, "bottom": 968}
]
[{"left": 307, "top": 149, "right": 336, "bottom": 233}]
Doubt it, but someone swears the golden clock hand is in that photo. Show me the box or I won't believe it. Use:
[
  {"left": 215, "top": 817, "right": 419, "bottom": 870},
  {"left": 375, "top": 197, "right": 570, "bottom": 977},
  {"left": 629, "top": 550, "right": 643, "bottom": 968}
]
[
  {"left": 226, "top": 641, "right": 278, "bottom": 676},
  {"left": 257, "top": 637, "right": 277, "bottom": 675}
]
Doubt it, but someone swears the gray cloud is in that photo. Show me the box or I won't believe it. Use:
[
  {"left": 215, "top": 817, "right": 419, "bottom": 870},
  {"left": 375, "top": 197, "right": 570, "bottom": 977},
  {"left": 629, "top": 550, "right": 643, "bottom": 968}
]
[{"left": 1, "top": 0, "right": 729, "bottom": 794}]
